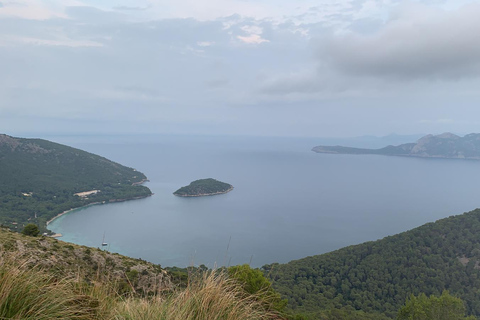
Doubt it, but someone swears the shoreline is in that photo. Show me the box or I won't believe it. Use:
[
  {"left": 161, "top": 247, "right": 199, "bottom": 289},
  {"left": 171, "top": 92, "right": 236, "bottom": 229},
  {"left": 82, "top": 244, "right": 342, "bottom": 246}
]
[
  {"left": 132, "top": 178, "right": 150, "bottom": 186},
  {"left": 46, "top": 178, "right": 152, "bottom": 231},
  {"left": 312, "top": 148, "right": 480, "bottom": 161},
  {"left": 46, "top": 193, "right": 153, "bottom": 233},
  {"left": 174, "top": 186, "right": 234, "bottom": 197}
]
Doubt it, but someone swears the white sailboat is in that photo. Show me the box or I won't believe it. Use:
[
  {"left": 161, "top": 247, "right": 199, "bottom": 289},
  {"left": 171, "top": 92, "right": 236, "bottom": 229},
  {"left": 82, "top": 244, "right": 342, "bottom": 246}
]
[{"left": 102, "top": 232, "right": 108, "bottom": 247}]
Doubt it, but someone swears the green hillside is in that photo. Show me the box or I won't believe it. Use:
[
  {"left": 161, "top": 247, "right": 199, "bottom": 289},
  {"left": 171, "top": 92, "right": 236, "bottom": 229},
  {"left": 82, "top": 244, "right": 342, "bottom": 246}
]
[
  {"left": 0, "top": 134, "right": 152, "bottom": 231},
  {"left": 266, "top": 209, "right": 480, "bottom": 319}
]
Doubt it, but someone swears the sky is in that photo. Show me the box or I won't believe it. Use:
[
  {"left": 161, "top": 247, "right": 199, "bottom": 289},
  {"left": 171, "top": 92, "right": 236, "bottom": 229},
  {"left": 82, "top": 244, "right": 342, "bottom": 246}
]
[{"left": 1, "top": 0, "right": 480, "bottom": 137}]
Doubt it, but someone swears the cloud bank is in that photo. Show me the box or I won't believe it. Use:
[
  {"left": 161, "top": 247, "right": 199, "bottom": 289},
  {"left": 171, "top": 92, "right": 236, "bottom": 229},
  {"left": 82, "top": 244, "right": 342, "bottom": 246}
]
[{"left": 317, "top": 2, "right": 480, "bottom": 80}]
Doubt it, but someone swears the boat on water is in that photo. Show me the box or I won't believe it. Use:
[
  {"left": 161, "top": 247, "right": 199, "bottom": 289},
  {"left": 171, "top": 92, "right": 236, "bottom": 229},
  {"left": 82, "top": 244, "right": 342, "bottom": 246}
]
[{"left": 102, "top": 232, "right": 108, "bottom": 247}]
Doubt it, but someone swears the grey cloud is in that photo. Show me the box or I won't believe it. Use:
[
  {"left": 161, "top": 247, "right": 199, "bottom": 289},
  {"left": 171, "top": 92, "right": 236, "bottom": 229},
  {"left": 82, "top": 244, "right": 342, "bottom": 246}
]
[
  {"left": 347, "top": 17, "right": 384, "bottom": 34},
  {"left": 0, "top": 11, "right": 262, "bottom": 118},
  {"left": 66, "top": 6, "right": 126, "bottom": 24},
  {"left": 315, "top": 3, "right": 480, "bottom": 80},
  {"left": 206, "top": 79, "right": 230, "bottom": 89},
  {"left": 113, "top": 86, "right": 162, "bottom": 99},
  {"left": 113, "top": 5, "right": 152, "bottom": 11},
  {"left": 258, "top": 72, "right": 325, "bottom": 95}
]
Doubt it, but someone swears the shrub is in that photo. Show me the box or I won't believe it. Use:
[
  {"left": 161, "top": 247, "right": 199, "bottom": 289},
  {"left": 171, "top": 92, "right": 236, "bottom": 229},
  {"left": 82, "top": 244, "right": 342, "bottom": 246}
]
[
  {"left": 22, "top": 224, "right": 40, "bottom": 237},
  {"left": 227, "top": 264, "right": 287, "bottom": 313}
]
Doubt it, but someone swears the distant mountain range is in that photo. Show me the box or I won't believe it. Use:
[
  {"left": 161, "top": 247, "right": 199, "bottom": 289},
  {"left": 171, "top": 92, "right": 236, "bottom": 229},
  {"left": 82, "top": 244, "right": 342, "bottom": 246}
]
[{"left": 312, "top": 133, "right": 480, "bottom": 160}]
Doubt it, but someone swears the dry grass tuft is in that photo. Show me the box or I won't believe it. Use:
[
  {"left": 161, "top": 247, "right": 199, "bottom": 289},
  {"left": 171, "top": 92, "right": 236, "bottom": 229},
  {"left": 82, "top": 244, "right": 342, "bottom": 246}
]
[
  {"left": 0, "top": 252, "right": 279, "bottom": 320},
  {"left": 114, "top": 270, "right": 280, "bottom": 320}
]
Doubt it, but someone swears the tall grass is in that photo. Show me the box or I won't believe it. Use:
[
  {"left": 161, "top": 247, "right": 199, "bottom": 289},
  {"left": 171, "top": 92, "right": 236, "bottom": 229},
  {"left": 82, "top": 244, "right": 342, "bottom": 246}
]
[
  {"left": 0, "top": 252, "right": 279, "bottom": 320},
  {"left": 114, "top": 270, "right": 280, "bottom": 320},
  {"left": 0, "top": 254, "right": 100, "bottom": 319}
]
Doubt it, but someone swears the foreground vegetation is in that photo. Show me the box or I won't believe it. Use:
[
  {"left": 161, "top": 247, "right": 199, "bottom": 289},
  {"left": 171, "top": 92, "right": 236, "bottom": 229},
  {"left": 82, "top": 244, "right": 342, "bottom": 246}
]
[
  {"left": 0, "top": 134, "right": 152, "bottom": 231},
  {"left": 266, "top": 209, "right": 480, "bottom": 319},
  {"left": 0, "top": 254, "right": 281, "bottom": 320},
  {"left": 0, "top": 226, "right": 283, "bottom": 319}
]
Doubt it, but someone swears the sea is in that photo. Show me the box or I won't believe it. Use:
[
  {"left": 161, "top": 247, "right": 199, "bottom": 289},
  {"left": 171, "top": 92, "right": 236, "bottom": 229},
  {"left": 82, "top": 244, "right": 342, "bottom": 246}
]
[{"left": 46, "top": 134, "right": 480, "bottom": 268}]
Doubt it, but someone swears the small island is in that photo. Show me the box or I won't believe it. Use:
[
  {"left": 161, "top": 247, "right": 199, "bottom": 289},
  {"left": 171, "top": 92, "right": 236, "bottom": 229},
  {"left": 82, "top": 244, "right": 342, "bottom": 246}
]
[{"left": 173, "top": 178, "right": 233, "bottom": 197}]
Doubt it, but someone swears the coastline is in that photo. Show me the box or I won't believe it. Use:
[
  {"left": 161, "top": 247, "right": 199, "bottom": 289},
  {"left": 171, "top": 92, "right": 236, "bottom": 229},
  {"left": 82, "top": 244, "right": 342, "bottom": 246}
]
[
  {"left": 132, "top": 178, "right": 150, "bottom": 186},
  {"left": 46, "top": 193, "right": 153, "bottom": 233},
  {"left": 312, "top": 148, "right": 480, "bottom": 160},
  {"left": 174, "top": 186, "right": 234, "bottom": 197},
  {"left": 46, "top": 178, "right": 152, "bottom": 231}
]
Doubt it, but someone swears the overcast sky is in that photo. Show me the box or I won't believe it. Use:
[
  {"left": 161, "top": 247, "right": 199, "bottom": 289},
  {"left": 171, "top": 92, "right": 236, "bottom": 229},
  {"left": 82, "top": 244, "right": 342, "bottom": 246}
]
[{"left": 1, "top": 0, "right": 480, "bottom": 137}]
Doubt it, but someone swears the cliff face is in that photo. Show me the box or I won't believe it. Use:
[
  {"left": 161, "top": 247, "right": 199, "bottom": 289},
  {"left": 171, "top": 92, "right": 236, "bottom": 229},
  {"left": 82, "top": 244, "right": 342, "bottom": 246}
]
[{"left": 312, "top": 133, "right": 480, "bottom": 159}]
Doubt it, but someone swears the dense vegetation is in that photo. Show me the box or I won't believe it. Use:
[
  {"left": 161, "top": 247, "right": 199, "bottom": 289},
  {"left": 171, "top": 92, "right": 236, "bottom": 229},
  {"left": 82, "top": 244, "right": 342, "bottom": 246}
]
[
  {"left": 397, "top": 291, "right": 475, "bottom": 320},
  {"left": 0, "top": 134, "right": 152, "bottom": 232},
  {"left": 312, "top": 132, "right": 480, "bottom": 159},
  {"left": 265, "top": 209, "right": 480, "bottom": 319},
  {"left": 173, "top": 178, "right": 233, "bottom": 197}
]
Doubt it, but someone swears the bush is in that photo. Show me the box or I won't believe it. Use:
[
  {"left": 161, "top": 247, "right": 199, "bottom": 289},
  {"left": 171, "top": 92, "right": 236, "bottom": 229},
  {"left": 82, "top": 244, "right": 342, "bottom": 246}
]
[
  {"left": 397, "top": 291, "right": 476, "bottom": 320},
  {"left": 22, "top": 224, "right": 39, "bottom": 237},
  {"left": 227, "top": 264, "right": 287, "bottom": 314}
]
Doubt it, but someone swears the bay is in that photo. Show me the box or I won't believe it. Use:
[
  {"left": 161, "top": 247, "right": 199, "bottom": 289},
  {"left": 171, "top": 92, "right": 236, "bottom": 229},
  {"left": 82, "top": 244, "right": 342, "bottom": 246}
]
[{"left": 47, "top": 134, "right": 480, "bottom": 268}]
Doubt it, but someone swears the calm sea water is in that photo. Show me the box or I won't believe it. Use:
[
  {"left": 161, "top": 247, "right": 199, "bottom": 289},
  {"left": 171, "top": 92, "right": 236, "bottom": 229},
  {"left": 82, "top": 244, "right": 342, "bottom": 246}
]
[{"left": 47, "top": 135, "right": 480, "bottom": 268}]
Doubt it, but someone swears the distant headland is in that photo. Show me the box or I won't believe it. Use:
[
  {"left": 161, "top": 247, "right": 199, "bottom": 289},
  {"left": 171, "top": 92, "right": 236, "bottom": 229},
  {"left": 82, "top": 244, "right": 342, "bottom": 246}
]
[
  {"left": 173, "top": 178, "right": 233, "bottom": 197},
  {"left": 312, "top": 133, "right": 480, "bottom": 160}
]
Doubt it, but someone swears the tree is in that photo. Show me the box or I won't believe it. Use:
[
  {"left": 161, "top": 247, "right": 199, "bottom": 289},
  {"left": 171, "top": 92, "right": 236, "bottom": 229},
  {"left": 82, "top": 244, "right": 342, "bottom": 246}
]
[
  {"left": 227, "top": 264, "right": 287, "bottom": 313},
  {"left": 22, "top": 223, "right": 40, "bottom": 237},
  {"left": 397, "top": 291, "right": 476, "bottom": 320}
]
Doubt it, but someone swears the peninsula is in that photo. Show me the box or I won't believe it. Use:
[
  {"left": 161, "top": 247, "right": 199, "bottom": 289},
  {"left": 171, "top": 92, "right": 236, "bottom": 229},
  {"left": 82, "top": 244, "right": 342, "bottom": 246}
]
[
  {"left": 0, "top": 134, "right": 152, "bottom": 232},
  {"left": 312, "top": 132, "right": 480, "bottom": 160},
  {"left": 173, "top": 178, "right": 233, "bottom": 197}
]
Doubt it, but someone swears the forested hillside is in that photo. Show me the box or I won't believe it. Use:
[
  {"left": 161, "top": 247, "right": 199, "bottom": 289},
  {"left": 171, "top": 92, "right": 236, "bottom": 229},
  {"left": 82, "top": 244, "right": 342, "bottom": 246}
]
[
  {"left": 266, "top": 209, "right": 480, "bottom": 319},
  {"left": 0, "top": 134, "right": 152, "bottom": 231}
]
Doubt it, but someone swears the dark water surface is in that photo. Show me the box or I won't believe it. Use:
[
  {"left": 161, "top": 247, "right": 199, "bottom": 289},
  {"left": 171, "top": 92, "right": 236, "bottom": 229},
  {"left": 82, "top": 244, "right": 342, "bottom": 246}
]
[{"left": 47, "top": 135, "right": 480, "bottom": 267}]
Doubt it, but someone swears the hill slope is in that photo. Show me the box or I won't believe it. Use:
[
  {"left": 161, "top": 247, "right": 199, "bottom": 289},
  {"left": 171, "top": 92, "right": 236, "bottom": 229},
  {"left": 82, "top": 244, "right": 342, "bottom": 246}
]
[
  {"left": 0, "top": 227, "right": 284, "bottom": 320},
  {"left": 266, "top": 209, "right": 480, "bottom": 319},
  {"left": 312, "top": 132, "right": 480, "bottom": 160},
  {"left": 0, "top": 134, "right": 152, "bottom": 231},
  {"left": 0, "top": 226, "right": 169, "bottom": 295}
]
